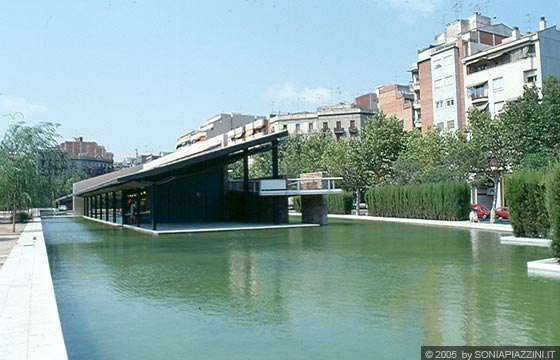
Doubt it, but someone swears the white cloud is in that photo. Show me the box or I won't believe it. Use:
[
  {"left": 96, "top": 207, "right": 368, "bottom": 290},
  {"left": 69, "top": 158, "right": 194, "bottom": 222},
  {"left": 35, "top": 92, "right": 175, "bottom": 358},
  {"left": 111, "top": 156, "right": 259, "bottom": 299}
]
[
  {"left": 265, "top": 81, "right": 331, "bottom": 106},
  {"left": 387, "top": 0, "right": 444, "bottom": 13},
  {"left": 0, "top": 96, "right": 47, "bottom": 119}
]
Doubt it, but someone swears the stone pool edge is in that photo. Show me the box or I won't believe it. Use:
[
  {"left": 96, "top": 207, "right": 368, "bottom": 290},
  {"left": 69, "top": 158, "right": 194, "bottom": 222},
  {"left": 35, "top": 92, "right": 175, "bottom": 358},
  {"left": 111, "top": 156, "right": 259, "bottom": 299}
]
[
  {"left": 0, "top": 219, "right": 68, "bottom": 360},
  {"left": 322, "top": 214, "right": 514, "bottom": 233}
]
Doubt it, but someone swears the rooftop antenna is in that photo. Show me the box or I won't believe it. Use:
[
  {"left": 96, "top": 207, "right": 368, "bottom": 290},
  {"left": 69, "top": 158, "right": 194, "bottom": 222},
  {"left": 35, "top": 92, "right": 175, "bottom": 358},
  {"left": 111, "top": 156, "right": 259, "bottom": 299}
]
[
  {"left": 526, "top": 13, "right": 532, "bottom": 32},
  {"left": 453, "top": 0, "right": 463, "bottom": 19}
]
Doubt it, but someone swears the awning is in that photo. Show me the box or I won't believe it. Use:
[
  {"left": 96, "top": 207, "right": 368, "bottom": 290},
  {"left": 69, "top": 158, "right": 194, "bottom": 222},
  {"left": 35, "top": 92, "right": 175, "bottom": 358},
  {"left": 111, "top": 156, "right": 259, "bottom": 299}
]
[
  {"left": 474, "top": 102, "right": 489, "bottom": 111},
  {"left": 466, "top": 80, "right": 488, "bottom": 89}
]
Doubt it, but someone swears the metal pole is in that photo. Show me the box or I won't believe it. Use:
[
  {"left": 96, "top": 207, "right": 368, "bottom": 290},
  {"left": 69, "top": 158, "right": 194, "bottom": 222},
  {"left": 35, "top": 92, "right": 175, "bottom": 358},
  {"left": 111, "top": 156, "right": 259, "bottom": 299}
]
[
  {"left": 120, "top": 190, "right": 125, "bottom": 225},
  {"left": 105, "top": 193, "right": 109, "bottom": 221},
  {"left": 272, "top": 139, "right": 279, "bottom": 178},
  {"left": 112, "top": 192, "right": 117, "bottom": 223},
  {"left": 136, "top": 190, "right": 141, "bottom": 227},
  {"left": 151, "top": 186, "right": 157, "bottom": 231},
  {"left": 243, "top": 149, "right": 249, "bottom": 193}
]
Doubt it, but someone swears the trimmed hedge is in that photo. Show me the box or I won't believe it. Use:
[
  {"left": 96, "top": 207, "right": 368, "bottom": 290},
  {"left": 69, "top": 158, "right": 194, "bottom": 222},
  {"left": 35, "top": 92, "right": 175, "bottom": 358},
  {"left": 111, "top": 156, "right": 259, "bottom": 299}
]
[
  {"left": 327, "top": 192, "right": 353, "bottom": 214},
  {"left": 504, "top": 170, "right": 549, "bottom": 238},
  {"left": 546, "top": 163, "right": 560, "bottom": 258},
  {"left": 292, "top": 191, "right": 353, "bottom": 215},
  {"left": 365, "top": 181, "right": 470, "bottom": 221}
]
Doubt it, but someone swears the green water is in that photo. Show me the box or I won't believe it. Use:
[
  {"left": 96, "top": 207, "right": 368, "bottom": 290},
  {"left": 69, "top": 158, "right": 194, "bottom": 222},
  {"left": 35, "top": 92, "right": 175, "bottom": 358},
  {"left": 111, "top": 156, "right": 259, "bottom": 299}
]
[{"left": 44, "top": 217, "right": 560, "bottom": 360}]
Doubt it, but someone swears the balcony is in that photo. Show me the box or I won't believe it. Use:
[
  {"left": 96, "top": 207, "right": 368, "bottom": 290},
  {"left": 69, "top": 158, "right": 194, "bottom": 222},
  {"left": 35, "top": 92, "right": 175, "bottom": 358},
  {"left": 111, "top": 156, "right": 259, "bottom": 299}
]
[
  {"left": 470, "top": 89, "right": 489, "bottom": 103},
  {"left": 333, "top": 127, "right": 345, "bottom": 135},
  {"left": 348, "top": 126, "right": 359, "bottom": 134},
  {"left": 413, "top": 99, "right": 422, "bottom": 109}
]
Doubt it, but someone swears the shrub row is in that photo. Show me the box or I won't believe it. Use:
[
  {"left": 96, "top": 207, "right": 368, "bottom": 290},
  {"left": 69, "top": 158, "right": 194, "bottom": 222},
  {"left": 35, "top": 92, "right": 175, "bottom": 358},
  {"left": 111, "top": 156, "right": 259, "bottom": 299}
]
[
  {"left": 327, "top": 192, "right": 353, "bottom": 214},
  {"left": 504, "top": 170, "right": 549, "bottom": 238},
  {"left": 505, "top": 164, "right": 560, "bottom": 258},
  {"left": 292, "top": 191, "right": 353, "bottom": 215},
  {"left": 545, "top": 164, "right": 560, "bottom": 258},
  {"left": 365, "top": 181, "right": 470, "bottom": 221}
]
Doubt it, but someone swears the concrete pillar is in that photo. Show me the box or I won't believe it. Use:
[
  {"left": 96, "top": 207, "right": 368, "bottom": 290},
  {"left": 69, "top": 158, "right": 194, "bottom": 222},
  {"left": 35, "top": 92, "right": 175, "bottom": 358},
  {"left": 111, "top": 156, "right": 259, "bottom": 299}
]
[
  {"left": 151, "top": 186, "right": 157, "bottom": 231},
  {"left": 301, "top": 195, "right": 328, "bottom": 226},
  {"left": 105, "top": 193, "right": 109, "bottom": 221},
  {"left": 112, "top": 192, "right": 117, "bottom": 223}
]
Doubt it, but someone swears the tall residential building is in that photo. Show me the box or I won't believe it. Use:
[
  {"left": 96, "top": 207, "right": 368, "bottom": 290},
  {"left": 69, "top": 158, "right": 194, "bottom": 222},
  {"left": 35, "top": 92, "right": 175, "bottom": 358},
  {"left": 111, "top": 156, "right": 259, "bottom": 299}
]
[
  {"left": 376, "top": 84, "right": 415, "bottom": 131},
  {"left": 59, "top": 137, "right": 114, "bottom": 176},
  {"left": 463, "top": 17, "right": 560, "bottom": 119},
  {"left": 411, "top": 12, "right": 512, "bottom": 134},
  {"left": 269, "top": 102, "right": 377, "bottom": 139}
]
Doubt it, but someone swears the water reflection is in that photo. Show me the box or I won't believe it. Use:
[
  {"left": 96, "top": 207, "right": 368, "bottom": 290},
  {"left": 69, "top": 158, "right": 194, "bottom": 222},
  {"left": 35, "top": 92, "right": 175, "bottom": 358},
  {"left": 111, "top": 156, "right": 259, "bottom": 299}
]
[{"left": 44, "top": 218, "right": 560, "bottom": 360}]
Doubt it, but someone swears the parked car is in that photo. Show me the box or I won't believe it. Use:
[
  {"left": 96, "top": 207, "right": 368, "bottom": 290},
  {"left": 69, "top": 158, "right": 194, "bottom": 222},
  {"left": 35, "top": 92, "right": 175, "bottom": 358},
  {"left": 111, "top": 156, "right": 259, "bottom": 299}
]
[
  {"left": 471, "top": 204, "right": 490, "bottom": 219},
  {"left": 496, "top": 206, "right": 509, "bottom": 220}
]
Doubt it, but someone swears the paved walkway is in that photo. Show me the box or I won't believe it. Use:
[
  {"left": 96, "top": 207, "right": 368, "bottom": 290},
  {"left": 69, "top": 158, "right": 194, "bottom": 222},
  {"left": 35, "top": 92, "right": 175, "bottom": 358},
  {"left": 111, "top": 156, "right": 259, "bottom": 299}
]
[
  {"left": 0, "top": 220, "right": 68, "bottom": 360},
  {"left": 0, "top": 223, "right": 25, "bottom": 270},
  {"left": 326, "top": 214, "right": 514, "bottom": 233}
]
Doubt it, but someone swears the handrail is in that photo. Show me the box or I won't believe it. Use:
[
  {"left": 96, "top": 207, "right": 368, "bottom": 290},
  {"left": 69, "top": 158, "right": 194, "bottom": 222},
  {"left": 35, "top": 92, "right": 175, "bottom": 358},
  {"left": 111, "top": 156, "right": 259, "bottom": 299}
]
[{"left": 228, "top": 177, "right": 343, "bottom": 195}]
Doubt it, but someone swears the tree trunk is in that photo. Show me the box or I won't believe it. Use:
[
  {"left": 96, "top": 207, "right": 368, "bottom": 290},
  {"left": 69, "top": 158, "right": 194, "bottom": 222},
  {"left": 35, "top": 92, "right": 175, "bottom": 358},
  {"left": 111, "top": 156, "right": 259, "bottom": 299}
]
[
  {"left": 489, "top": 176, "right": 500, "bottom": 224},
  {"left": 12, "top": 194, "right": 16, "bottom": 233},
  {"left": 355, "top": 188, "right": 361, "bottom": 216}
]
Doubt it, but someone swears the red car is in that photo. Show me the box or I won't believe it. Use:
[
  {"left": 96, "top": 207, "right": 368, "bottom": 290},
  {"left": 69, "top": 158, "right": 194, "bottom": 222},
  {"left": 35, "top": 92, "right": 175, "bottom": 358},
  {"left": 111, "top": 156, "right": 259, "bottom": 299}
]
[
  {"left": 471, "top": 204, "right": 490, "bottom": 219},
  {"left": 496, "top": 206, "right": 509, "bottom": 219}
]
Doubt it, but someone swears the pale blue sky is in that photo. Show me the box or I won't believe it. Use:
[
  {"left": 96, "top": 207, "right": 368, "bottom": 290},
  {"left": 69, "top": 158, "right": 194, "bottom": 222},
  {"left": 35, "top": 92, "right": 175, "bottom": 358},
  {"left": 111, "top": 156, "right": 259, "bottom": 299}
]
[{"left": 0, "top": 0, "right": 558, "bottom": 159}]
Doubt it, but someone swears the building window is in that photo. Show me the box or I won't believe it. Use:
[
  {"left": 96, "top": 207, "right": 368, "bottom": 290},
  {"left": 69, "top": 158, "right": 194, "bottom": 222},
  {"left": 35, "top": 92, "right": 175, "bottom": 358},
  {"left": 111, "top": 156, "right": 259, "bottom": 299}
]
[
  {"left": 436, "top": 100, "right": 444, "bottom": 109},
  {"left": 493, "top": 77, "right": 503, "bottom": 92},
  {"left": 434, "top": 79, "right": 443, "bottom": 88},
  {"left": 444, "top": 76, "right": 454, "bottom": 86},
  {"left": 446, "top": 98, "right": 455, "bottom": 106},
  {"left": 467, "top": 82, "right": 489, "bottom": 100},
  {"left": 350, "top": 120, "right": 356, "bottom": 128},
  {"left": 494, "top": 101, "right": 505, "bottom": 114},
  {"left": 295, "top": 124, "right": 300, "bottom": 132},
  {"left": 524, "top": 69, "right": 538, "bottom": 84},
  {"left": 446, "top": 120, "right": 455, "bottom": 129},
  {"left": 309, "top": 122, "right": 314, "bottom": 131},
  {"left": 336, "top": 121, "right": 342, "bottom": 129},
  {"left": 323, "top": 122, "right": 328, "bottom": 130},
  {"left": 436, "top": 122, "right": 444, "bottom": 130}
]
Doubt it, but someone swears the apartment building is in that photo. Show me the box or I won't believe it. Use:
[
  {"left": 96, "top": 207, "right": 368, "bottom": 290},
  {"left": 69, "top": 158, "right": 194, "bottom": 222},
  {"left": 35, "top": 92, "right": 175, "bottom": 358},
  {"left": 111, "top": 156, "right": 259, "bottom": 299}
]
[
  {"left": 376, "top": 84, "right": 415, "bottom": 131},
  {"left": 411, "top": 12, "right": 512, "bottom": 133},
  {"left": 59, "top": 137, "right": 114, "bottom": 176},
  {"left": 268, "top": 101, "right": 377, "bottom": 139},
  {"left": 463, "top": 17, "right": 560, "bottom": 119},
  {"left": 176, "top": 113, "right": 266, "bottom": 149}
]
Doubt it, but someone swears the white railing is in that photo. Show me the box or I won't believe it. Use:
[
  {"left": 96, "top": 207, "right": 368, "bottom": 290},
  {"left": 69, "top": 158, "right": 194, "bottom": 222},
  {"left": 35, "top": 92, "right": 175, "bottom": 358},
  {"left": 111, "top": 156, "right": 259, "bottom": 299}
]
[
  {"left": 286, "top": 177, "right": 343, "bottom": 192},
  {"left": 228, "top": 177, "right": 343, "bottom": 196}
]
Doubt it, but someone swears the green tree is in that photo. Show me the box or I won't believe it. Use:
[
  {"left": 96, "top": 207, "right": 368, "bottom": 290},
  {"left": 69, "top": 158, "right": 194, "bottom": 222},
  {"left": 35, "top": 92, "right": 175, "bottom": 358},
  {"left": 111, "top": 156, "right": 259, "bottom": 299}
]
[
  {"left": 392, "top": 128, "right": 470, "bottom": 185},
  {"left": 499, "top": 75, "right": 560, "bottom": 169},
  {"left": 0, "top": 122, "right": 61, "bottom": 231},
  {"left": 358, "top": 113, "right": 408, "bottom": 187},
  {"left": 323, "top": 137, "right": 365, "bottom": 194},
  {"left": 466, "top": 108, "right": 511, "bottom": 223}
]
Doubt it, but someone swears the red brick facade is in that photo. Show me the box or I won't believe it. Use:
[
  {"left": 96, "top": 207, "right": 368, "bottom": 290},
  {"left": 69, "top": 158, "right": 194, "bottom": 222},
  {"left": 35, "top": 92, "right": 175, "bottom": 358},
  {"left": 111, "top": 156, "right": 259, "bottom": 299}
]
[
  {"left": 377, "top": 85, "right": 414, "bottom": 131},
  {"left": 418, "top": 60, "right": 433, "bottom": 135}
]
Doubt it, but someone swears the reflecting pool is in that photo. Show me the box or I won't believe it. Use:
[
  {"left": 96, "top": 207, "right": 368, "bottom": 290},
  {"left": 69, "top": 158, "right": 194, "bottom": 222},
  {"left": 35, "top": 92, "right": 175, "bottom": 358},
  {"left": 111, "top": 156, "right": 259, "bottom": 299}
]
[{"left": 43, "top": 217, "right": 560, "bottom": 360}]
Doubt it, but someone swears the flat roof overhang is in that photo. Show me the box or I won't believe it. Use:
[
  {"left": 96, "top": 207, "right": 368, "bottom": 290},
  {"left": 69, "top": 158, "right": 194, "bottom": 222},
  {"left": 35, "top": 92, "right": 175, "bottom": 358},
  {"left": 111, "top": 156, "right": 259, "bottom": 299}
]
[{"left": 73, "top": 131, "right": 288, "bottom": 197}]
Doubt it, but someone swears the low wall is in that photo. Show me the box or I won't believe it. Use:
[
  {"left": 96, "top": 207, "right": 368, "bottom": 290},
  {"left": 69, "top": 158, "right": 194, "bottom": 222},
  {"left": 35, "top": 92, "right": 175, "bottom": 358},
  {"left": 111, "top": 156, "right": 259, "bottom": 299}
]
[{"left": 0, "top": 220, "right": 68, "bottom": 359}]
